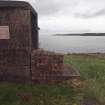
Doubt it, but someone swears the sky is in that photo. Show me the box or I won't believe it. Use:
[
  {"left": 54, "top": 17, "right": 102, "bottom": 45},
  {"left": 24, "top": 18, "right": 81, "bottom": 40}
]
[{"left": 19, "top": 0, "right": 105, "bottom": 34}]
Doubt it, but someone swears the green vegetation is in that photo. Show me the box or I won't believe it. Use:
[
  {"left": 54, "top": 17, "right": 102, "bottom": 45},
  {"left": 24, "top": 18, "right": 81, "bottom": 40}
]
[
  {"left": 0, "top": 54, "right": 105, "bottom": 105},
  {"left": 0, "top": 82, "right": 80, "bottom": 105},
  {"left": 65, "top": 54, "right": 105, "bottom": 104}
]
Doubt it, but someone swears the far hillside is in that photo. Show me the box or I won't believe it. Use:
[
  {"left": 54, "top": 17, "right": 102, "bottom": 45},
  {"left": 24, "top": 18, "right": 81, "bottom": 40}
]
[{"left": 53, "top": 33, "right": 105, "bottom": 36}]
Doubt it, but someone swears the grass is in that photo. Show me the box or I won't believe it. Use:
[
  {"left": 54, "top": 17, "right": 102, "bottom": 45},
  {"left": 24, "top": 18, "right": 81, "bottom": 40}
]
[
  {"left": 65, "top": 54, "right": 105, "bottom": 104},
  {"left": 0, "top": 83, "right": 80, "bottom": 105},
  {"left": 0, "top": 54, "right": 105, "bottom": 105},
  {"left": 65, "top": 54, "right": 105, "bottom": 80}
]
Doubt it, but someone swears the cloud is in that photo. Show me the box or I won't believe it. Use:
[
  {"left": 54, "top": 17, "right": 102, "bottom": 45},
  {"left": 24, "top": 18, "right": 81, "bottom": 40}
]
[
  {"left": 75, "top": 8, "right": 105, "bottom": 18},
  {"left": 74, "top": 0, "right": 105, "bottom": 18},
  {"left": 35, "top": 0, "right": 79, "bottom": 16},
  {"left": 35, "top": 0, "right": 105, "bottom": 18},
  {"left": 16, "top": 0, "right": 105, "bottom": 33},
  {"left": 17, "top": 0, "right": 105, "bottom": 18}
]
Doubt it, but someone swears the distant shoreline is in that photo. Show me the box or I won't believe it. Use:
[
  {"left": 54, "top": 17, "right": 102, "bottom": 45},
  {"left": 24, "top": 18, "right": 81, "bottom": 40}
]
[{"left": 53, "top": 33, "right": 105, "bottom": 36}]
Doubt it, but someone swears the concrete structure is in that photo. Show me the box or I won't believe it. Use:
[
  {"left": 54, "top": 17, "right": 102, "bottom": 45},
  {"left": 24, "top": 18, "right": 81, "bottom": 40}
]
[
  {"left": 0, "top": 1, "right": 79, "bottom": 84},
  {"left": 0, "top": 1, "right": 38, "bottom": 83}
]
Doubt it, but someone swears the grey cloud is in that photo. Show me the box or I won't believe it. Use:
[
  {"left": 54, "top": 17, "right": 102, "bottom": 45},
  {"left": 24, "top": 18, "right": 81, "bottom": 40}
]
[
  {"left": 15, "top": 0, "right": 105, "bottom": 33},
  {"left": 75, "top": 8, "right": 105, "bottom": 18},
  {"left": 36, "top": 0, "right": 61, "bottom": 16},
  {"left": 16, "top": 0, "right": 105, "bottom": 18},
  {"left": 91, "top": 8, "right": 105, "bottom": 17},
  {"left": 35, "top": 0, "right": 79, "bottom": 16},
  {"left": 36, "top": 0, "right": 105, "bottom": 18}
]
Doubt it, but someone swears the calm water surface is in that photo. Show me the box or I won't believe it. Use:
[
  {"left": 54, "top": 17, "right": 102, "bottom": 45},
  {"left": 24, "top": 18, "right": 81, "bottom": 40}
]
[{"left": 39, "top": 34, "right": 105, "bottom": 53}]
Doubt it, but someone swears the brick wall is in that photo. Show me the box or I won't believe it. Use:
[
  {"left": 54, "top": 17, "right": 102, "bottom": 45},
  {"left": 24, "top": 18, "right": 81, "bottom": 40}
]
[{"left": 31, "top": 49, "right": 64, "bottom": 84}]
